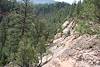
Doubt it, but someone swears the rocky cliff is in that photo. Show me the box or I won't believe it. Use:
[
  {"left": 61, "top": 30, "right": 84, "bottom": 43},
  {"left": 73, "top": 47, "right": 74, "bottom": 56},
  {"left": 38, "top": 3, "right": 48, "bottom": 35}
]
[{"left": 43, "top": 19, "right": 100, "bottom": 67}]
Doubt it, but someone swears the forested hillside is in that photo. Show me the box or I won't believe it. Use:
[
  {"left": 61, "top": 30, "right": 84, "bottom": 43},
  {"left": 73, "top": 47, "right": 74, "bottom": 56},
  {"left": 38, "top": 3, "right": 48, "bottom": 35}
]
[{"left": 0, "top": 0, "right": 100, "bottom": 67}]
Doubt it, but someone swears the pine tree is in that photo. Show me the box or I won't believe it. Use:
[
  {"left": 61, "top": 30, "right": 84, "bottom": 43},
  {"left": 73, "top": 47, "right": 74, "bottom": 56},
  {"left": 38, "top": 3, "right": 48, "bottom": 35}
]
[{"left": 80, "top": 0, "right": 96, "bottom": 20}]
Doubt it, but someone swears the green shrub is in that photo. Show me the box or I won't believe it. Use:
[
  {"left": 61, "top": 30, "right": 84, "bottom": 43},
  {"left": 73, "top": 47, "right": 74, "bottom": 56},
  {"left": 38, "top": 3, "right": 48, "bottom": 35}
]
[{"left": 75, "top": 20, "right": 94, "bottom": 35}]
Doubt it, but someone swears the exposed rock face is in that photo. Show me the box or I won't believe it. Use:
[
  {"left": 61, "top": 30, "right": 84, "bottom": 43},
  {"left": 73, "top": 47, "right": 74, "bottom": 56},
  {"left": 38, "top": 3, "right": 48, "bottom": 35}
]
[
  {"left": 43, "top": 20, "right": 100, "bottom": 67},
  {"left": 43, "top": 34, "right": 100, "bottom": 67},
  {"left": 62, "top": 20, "right": 76, "bottom": 36}
]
